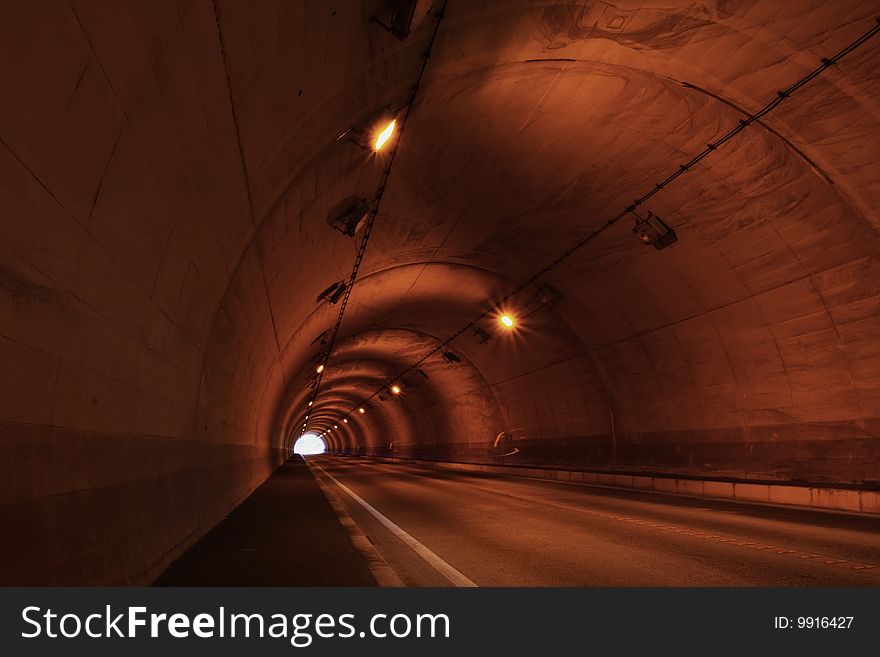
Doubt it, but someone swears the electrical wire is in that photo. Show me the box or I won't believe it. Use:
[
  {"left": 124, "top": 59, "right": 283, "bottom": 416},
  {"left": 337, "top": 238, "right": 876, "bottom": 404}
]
[
  {"left": 301, "top": 1, "right": 449, "bottom": 439},
  {"left": 313, "top": 14, "right": 880, "bottom": 437}
]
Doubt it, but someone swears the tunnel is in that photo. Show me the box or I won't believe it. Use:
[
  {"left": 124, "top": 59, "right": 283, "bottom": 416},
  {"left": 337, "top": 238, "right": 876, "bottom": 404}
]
[{"left": 1, "top": 0, "right": 879, "bottom": 587}]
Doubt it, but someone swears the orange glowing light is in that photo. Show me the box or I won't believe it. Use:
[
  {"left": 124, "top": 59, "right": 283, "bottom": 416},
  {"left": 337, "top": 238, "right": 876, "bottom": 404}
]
[
  {"left": 316, "top": 364, "right": 324, "bottom": 373},
  {"left": 499, "top": 314, "right": 515, "bottom": 328},
  {"left": 391, "top": 385, "right": 401, "bottom": 395},
  {"left": 374, "top": 119, "right": 396, "bottom": 151},
  {"left": 358, "top": 407, "right": 365, "bottom": 414}
]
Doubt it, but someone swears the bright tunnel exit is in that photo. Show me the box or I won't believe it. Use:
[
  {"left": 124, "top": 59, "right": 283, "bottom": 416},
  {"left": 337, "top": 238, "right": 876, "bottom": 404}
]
[{"left": 293, "top": 433, "right": 326, "bottom": 456}]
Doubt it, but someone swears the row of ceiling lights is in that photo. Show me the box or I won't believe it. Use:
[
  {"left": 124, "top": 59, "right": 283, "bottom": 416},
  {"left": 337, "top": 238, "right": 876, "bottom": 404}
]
[
  {"left": 300, "top": 112, "right": 403, "bottom": 440},
  {"left": 303, "top": 113, "right": 402, "bottom": 440},
  {"left": 298, "top": 1, "right": 446, "bottom": 441},
  {"left": 299, "top": 11, "right": 880, "bottom": 448},
  {"left": 306, "top": 311, "right": 517, "bottom": 440}
]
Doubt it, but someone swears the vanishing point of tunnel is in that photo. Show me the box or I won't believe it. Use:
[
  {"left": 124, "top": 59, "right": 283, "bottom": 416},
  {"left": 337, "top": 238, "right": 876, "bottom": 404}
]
[{"left": 1, "top": 0, "right": 879, "bottom": 586}]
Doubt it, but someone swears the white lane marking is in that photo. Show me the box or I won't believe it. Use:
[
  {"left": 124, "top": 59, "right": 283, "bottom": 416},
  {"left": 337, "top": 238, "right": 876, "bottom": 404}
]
[
  {"left": 307, "top": 460, "right": 404, "bottom": 587},
  {"left": 369, "top": 463, "right": 880, "bottom": 576},
  {"left": 311, "top": 461, "right": 477, "bottom": 587}
]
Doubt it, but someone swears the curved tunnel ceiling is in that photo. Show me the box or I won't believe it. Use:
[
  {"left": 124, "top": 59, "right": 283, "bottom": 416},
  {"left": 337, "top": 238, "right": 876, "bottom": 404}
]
[
  {"left": 1, "top": 0, "right": 878, "bottom": 584},
  {"left": 198, "top": 0, "right": 880, "bottom": 483}
]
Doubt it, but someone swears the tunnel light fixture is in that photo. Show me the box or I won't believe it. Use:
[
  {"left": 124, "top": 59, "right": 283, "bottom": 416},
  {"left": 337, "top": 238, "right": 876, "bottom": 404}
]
[
  {"left": 472, "top": 326, "right": 491, "bottom": 343},
  {"left": 535, "top": 282, "right": 561, "bottom": 304},
  {"left": 343, "top": 418, "right": 348, "bottom": 424},
  {"left": 316, "top": 281, "right": 347, "bottom": 305},
  {"left": 499, "top": 313, "right": 515, "bottom": 329},
  {"left": 442, "top": 351, "right": 461, "bottom": 364},
  {"left": 370, "top": 0, "right": 418, "bottom": 40},
  {"left": 316, "top": 364, "right": 324, "bottom": 374},
  {"left": 373, "top": 118, "right": 396, "bottom": 151},
  {"left": 390, "top": 384, "right": 401, "bottom": 395},
  {"left": 358, "top": 407, "right": 365, "bottom": 414},
  {"left": 632, "top": 211, "right": 677, "bottom": 250},
  {"left": 333, "top": 425, "right": 338, "bottom": 429},
  {"left": 337, "top": 113, "right": 397, "bottom": 153},
  {"left": 327, "top": 196, "right": 370, "bottom": 237},
  {"left": 308, "top": 401, "right": 313, "bottom": 407}
]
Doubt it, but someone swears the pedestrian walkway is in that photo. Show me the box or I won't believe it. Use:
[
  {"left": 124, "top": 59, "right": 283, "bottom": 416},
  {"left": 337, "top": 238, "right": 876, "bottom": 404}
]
[{"left": 155, "top": 457, "right": 377, "bottom": 586}]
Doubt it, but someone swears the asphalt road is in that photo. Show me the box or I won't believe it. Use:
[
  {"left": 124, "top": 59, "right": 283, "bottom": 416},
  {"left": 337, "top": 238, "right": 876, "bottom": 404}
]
[{"left": 308, "top": 456, "right": 880, "bottom": 586}]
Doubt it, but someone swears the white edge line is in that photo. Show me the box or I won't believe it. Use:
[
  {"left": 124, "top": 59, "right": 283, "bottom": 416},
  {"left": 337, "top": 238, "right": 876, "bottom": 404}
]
[
  {"left": 306, "top": 459, "right": 404, "bottom": 587},
  {"left": 311, "top": 460, "right": 477, "bottom": 588}
]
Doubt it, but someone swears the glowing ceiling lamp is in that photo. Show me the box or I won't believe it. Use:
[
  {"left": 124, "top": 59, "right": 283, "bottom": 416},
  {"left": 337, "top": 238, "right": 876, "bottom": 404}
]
[
  {"left": 358, "top": 407, "right": 365, "bottom": 414},
  {"left": 390, "top": 384, "right": 401, "bottom": 395},
  {"left": 343, "top": 418, "right": 348, "bottom": 424},
  {"left": 499, "top": 313, "right": 515, "bottom": 329},
  {"left": 374, "top": 118, "right": 396, "bottom": 151},
  {"left": 316, "top": 364, "right": 324, "bottom": 374}
]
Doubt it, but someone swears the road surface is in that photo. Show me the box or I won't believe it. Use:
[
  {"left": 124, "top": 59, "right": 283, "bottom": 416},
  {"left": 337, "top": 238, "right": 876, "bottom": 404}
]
[{"left": 308, "top": 456, "right": 880, "bottom": 586}]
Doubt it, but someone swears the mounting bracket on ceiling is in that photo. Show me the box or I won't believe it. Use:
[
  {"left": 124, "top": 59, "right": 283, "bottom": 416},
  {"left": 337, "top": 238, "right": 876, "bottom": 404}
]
[
  {"left": 369, "top": 0, "right": 418, "bottom": 40},
  {"left": 472, "top": 326, "right": 491, "bottom": 343},
  {"left": 327, "top": 197, "right": 370, "bottom": 237},
  {"left": 442, "top": 351, "right": 461, "bottom": 364}
]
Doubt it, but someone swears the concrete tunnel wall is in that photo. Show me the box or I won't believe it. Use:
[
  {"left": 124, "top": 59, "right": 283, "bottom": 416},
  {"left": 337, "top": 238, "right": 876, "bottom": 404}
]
[{"left": 1, "top": 0, "right": 878, "bottom": 584}]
